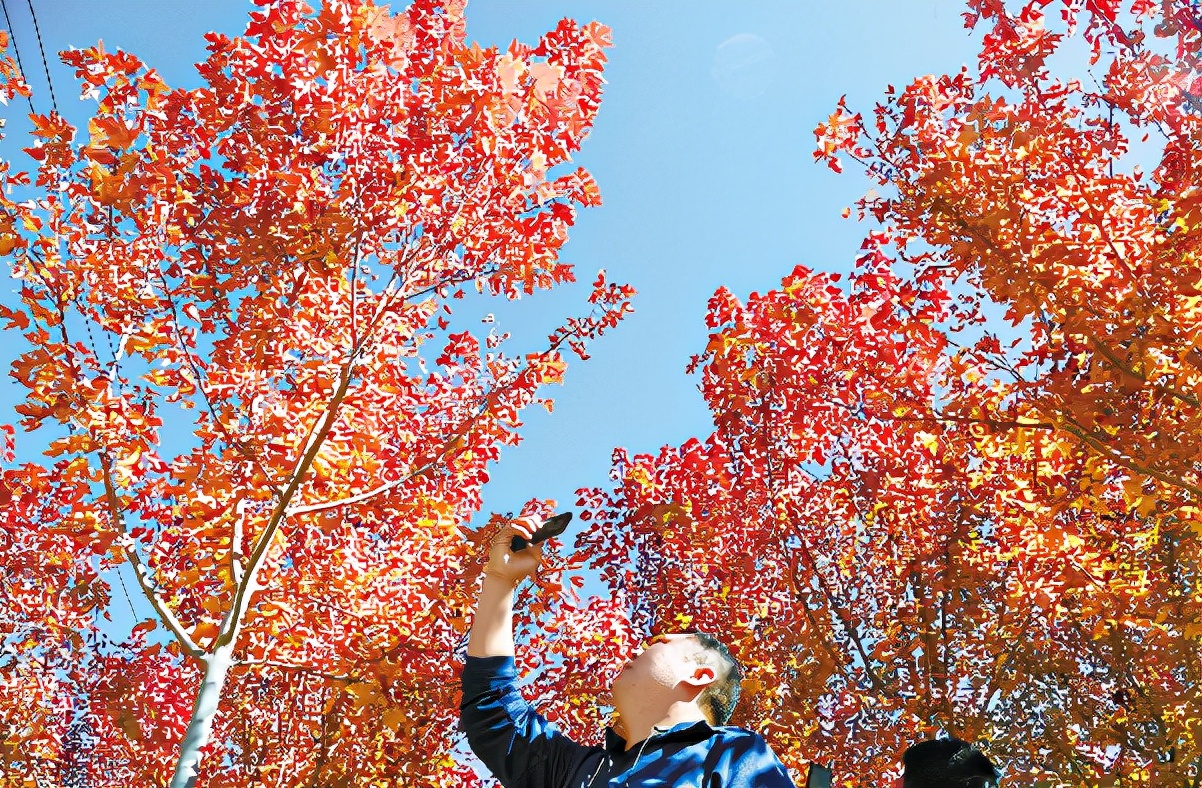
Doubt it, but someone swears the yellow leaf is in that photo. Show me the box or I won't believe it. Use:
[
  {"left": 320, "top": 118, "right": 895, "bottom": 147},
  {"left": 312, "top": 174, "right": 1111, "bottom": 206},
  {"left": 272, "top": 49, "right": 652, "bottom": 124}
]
[{"left": 382, "top": 707, "right": 407, "bottom": 732}]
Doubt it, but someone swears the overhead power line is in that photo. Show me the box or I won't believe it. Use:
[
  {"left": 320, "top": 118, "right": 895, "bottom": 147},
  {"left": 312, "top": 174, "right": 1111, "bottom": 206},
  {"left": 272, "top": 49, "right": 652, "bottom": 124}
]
[
  {"left": 0, "top": 0, "right": 36, "bottom": 114},
  {"left": 23, "top": 0, "right": 55, "bottom": 113}
]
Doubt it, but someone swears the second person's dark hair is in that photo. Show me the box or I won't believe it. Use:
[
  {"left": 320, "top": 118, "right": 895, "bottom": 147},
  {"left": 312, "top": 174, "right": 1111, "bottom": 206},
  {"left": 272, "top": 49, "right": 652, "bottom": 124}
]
[{"left": 902, "top": 738, "right": 999, "bottom": 788}]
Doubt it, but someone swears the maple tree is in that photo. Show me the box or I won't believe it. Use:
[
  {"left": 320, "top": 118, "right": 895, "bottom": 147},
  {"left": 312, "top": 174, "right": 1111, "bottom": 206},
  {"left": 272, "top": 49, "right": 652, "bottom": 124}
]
[
  {"left": 569, "top": 1, "right": 1202, "bottom": 786},
  {"left": 0, "top": 1, "right": 630, "bottom": 785}
]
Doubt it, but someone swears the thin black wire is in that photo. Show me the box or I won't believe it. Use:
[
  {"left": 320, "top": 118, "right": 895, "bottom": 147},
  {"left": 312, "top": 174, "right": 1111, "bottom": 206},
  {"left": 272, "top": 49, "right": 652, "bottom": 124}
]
[
  {"left": 0, "top": 0, "right": 35, "bottom": 114},
  {"left": 116, "top": 565, "right": 139, "bottom": 620},
  {"left": 22, "top": 0, "right": 55, "bottom": 113}
]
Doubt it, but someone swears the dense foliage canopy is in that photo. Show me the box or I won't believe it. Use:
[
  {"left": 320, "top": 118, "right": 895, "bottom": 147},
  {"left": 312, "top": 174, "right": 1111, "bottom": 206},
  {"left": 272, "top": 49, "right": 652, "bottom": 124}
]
[
  {"left": 3, "top": 0, "right": 1201, "bottom": 786},
  {"left": 0, "top": 1, "right": 628, "bottom": 784},
  {"left": 572, "top": 1, "right": 1202, "bottom": 785}
]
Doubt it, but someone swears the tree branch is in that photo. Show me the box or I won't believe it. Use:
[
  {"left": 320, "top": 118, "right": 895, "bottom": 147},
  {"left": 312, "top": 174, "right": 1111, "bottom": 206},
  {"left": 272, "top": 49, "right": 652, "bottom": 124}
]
[
  {"left": 1052, "top": 414, "right": 1202, "bottom": 499},
  {"left": 892, "top": 409, "right": 1055, "bottom": 431},
  {"left": 1084, "top": 331, "right": 1200, "bottom": 408},
  {"left": 26, "top": 257, "right": 205, "bottom": 660},
  {"left": 98, "top": 452, "right": 205, "bottom": 659},
  {"left": 929, "top": 197, "right": 1202, "bottom": 500},
  {"left": 975, "top": 601, "right": 1037, "bottom": 722},
  {"left": 286, "top": 289, "right": 599, "bottom": 517},
  {"left": 782, "top": 547, "right": 857, "bottom": 680},
  {"left": 285, "top": 401, "right": 483, "bottom": 518},
  {"left": 154, "top": 267, "right": 281, "bottom": 497},
  {"left": 231, "top": 659, "right": 361, "bottom": 684},
  {"left": 218, "top": 356, "right": 357, "bottom": 648},
  {"left": 230, "top": 498, "right": 248, "bottom": 588},
  {"left": 213, "top": 226, "right": 517, "bottom": 650},
  {"left": 786, "top": 516, "right": 891, "bottom": 695},
  {"left": 757, "top": 388, "right": 891, "bottom": 695}
]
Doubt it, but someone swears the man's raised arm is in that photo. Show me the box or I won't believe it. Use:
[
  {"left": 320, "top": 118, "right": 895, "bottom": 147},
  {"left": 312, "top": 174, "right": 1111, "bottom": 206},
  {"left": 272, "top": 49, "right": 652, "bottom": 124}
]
[
  {"left": 459, "top": 518, "right": 591, "bottom": 788},
  {"left": 466, "top": 519, "right": 541, "bottom": 658}
]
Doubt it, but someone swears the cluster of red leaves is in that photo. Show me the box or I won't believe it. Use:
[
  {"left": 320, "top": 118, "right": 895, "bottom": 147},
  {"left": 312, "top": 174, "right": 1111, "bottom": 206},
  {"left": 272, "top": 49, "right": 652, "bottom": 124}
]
[
  {"left": 0, "top": 1, "right": 628, "bottom": 785},
  {"left": 572, "top": 1, "right": 1202, "bottom": 786}
]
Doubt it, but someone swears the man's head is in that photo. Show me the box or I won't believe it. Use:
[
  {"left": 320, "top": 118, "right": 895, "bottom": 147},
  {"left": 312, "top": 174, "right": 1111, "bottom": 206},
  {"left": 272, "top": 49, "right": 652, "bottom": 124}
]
[
  {"left": 902, "top": 738, "right": 999, "bottom": 788},
  {"left": 611, "top": 631, "right": 743, "bottom": 727}
]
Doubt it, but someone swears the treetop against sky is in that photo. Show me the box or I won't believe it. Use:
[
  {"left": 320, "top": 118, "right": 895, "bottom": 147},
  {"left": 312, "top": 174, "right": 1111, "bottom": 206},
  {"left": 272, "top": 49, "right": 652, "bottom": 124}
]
[{"left": 0, "top": 0, "right": 984, "bottom": 527}]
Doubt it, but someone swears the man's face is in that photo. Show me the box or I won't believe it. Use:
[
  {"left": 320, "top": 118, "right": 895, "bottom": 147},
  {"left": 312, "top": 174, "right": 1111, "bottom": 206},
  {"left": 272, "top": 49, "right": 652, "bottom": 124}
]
[{"left": 613, "top": 633, "right": 710, "bottom": 696}]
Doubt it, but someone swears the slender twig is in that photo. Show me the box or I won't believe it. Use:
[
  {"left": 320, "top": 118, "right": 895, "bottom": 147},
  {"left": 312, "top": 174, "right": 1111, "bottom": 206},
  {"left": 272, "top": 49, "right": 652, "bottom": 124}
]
[
  {"left": 932, "top": 196, "right": 1198, "bottom": 407},
  {"left": 782, "top": 546, "right": 855, "bottom": 677},
  {"left": 1052, "top": 416, "right": 1202, "bottom": 499},
  {"left": 349, "top": 226, "right": 362, "bottom": 349},
  {"left": 230, "top": 659, "right": 360, "bottom": 684},
  {"left": 154, "top": 267, "right": 282, "bottom": 495},
  {"left": 286, "top": 293, "right": 596, "bottom": 516},
  {"left": 1061, "top": 148, "right": 1145, "bottom": 288},
  {"left": 892, "top": 410, "right": 1055, "bottom": 431},
  {"left": 285, "top": 409, "right": 479, "bottom": 517},
  {"left": 217, "top": 356, "right": 357, "bottom": 648},
  {"left": 306, "top": 684, "right": 344, "bottom": 788},
  {"left": 756, "top": 384, "right": 891, "bottom": 695},
  {"left": 975, "top": 603, "right": 1037, "bottom": 722},
  {"left": 24, "top": 253, "right": 205, "bottom": 660},
  {"left": 230, "top": 498, "right": 248, "bottom": 588},
  {"left": 939, "top": 538, "right": 952, "bottom": 720}
]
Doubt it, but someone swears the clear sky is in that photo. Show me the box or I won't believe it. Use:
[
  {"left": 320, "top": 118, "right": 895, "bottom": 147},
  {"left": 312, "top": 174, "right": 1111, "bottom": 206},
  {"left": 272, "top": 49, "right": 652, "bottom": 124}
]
[{"left": 0, "top": 0, "right": 981, "bottom": 537}]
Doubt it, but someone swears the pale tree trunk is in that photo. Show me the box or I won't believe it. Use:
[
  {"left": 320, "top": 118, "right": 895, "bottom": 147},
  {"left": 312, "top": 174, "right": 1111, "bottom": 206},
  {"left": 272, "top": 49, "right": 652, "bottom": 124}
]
[
  {"left": 162, "top": 363, "right": 358, "bottom": 784},
  {"left": 157, "top": 279, "right": 500, "bottom": 782},
  {"left": 168, "top": 642, "right": 236, "bottom": 788}
]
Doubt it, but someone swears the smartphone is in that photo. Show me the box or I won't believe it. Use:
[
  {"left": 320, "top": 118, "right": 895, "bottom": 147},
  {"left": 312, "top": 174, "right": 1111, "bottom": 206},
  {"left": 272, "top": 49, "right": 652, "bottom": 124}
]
[{"left": 509, "top": 512, "right": 573, "bottom": 551}]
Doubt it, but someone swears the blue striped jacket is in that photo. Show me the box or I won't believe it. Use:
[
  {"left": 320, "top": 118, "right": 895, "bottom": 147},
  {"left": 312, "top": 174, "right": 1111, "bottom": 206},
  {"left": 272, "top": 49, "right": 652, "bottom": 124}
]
[{"left": 460, "top": 656, "right": 798, "bottom": 788}]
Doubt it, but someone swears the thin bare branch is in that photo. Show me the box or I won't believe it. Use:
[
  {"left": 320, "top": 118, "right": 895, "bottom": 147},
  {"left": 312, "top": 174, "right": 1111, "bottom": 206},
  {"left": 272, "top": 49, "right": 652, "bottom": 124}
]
[
  {"left": 154, "top": 266, "right": 282, "bottom": 497},
  {"left": 1085, "top": 332, "right": 1200, "bottom": 408},
  {"left": 231, "top": 659, "right": 361, "bottom": 684},
  {"left": 230, "top": 499, "right": 248, "bottom": 588},
  {"left": 759, "top": 389, "right": 891, "bottom": 695},
  {"left": 98, "top": 452, "right": 205, "bottom": 660},
  {"left": 285, "top": 411, "right": 478, "bottom": 517},
  {"left": 25, "top": 255, "right": 205, "bottom": 660},
  {"left": 218, "top": 357, "right": 357, "bottom": 648},
  {"left": 1052, "top": 415, "right": 1202, "bottom": 499}
]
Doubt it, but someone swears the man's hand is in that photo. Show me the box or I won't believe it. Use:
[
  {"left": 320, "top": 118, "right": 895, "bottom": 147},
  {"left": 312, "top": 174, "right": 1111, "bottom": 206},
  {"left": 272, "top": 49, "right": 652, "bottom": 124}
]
[
  {"left": 468, "top": 516, "right": 543, "bottom": 658},
  {"left": 483, "top": 515, "right": 543, "bottom": 587}
]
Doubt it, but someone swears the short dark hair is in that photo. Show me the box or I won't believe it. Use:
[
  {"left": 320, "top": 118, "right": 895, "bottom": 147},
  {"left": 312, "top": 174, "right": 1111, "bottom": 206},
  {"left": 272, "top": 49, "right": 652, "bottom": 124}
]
[
  {"left": 902, "top": 738, "right": 999, "bottom": 788},
  {"left": 688, "top": 631, "right": 743, "bottom": 725}
]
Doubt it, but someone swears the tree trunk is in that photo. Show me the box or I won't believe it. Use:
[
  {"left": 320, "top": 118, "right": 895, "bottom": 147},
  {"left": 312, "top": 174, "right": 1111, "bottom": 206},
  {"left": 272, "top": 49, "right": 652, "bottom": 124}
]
[{"left": 169, "top": 642, "right": 235, "bottom": 788}]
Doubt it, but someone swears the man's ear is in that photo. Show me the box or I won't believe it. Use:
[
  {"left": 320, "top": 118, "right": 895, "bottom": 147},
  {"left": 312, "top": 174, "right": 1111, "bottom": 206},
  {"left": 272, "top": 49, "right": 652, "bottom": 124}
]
[{"left": 682, "top": 666, "right": 715, "bottom": 689}]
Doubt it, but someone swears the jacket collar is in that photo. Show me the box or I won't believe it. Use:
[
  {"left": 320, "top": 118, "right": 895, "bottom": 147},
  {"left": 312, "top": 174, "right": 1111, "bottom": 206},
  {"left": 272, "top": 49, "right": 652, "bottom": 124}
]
[{"left": 603, "top": 720, "right": 716, "bottom": 754}]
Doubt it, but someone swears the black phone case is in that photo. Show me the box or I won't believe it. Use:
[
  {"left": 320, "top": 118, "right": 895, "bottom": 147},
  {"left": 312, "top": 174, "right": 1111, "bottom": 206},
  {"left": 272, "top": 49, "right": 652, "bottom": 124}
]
[{"left": 510, "top": 512, "right": 573, "bottom": 551}]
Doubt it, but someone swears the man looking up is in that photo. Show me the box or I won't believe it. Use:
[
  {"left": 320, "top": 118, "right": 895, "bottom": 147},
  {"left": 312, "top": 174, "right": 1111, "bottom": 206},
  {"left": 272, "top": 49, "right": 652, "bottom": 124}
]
[{"left": 460, "top": 517, "right": 797, "bottom": 788}]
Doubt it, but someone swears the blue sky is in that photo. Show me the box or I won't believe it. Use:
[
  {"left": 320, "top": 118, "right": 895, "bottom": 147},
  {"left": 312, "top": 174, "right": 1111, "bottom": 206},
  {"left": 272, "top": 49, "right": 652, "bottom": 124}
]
[{"left": 0, "top": 0, "right": 981, "bottom": 538}]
